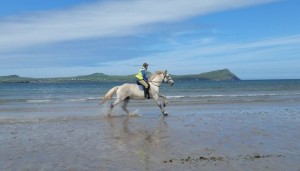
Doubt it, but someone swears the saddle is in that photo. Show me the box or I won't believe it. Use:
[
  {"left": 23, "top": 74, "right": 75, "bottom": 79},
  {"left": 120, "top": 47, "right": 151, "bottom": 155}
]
[{"left": 136, "top": 81, "right": 150, "bottom": 99}]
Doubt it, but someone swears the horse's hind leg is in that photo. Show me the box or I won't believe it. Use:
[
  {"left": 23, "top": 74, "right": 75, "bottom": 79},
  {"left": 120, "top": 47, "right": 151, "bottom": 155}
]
[
  {"left": 108, "top": 98, "right": 122, "bottom": 116},
  {"left": 122, "top": 97, "right": 130, "bottom": 115}
]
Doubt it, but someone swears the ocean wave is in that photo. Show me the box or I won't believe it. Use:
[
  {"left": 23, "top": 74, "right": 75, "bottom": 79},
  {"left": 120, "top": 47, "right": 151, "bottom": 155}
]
[
  {"left": 166, "top": 96, "right": 185, "bottom": 99},
  {"left": 26, "top": 99, "right": 53, "bottom": 103},
  {"left": 66, "top": 97, "right": 101, "bottom": 102},
  {"left": 0, "top": 115, "right": 102, "bottom": 124},
  {"left": 25, "top": 97, "right": 102, "bottom": 103},
  {"left": 67, "top": 99, "right": 88, "bottom": 102},
  {"left": 166, "top": 93, "right": 299, "bottom": 99},
  {"left": 1, "top": 93, "right": 298, "bottom": 105}
]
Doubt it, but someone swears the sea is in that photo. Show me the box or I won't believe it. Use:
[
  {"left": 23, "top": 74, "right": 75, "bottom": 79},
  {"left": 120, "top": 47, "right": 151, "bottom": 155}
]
[{"left": 1, "top": 79, "right": 300, "bottom": 120}]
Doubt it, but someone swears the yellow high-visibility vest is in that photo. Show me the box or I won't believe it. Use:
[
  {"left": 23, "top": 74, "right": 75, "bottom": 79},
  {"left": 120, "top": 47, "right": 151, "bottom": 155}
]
[{"left": 135, "top": 68, "right": 145, "bottom": 80}]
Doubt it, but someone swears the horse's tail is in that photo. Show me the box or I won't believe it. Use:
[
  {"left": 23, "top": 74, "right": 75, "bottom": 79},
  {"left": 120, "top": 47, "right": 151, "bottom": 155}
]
[{"left": 102, "top": 86, "right": 119, "bottom": 104}]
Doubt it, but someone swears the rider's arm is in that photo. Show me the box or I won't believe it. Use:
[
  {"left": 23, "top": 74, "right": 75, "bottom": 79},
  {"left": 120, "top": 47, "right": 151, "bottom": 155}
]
[{"left": 142, "top": 70, "right": 148, "bottom": 81}]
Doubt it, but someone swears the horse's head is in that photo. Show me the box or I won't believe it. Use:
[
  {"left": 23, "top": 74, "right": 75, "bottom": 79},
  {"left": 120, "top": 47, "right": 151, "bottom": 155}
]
[
  {"left": 150, "top": 70, "right": 174, "bottom": 86},
  {"left": 163, "top": 70, "right": 174, "bottom": 86}
]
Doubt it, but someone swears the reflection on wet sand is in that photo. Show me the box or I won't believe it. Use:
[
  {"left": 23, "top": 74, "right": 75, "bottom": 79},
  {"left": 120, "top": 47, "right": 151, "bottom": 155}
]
[
  {"left": 105, "top": 116, "right": 168, "bottom": 170},
  {"left": 1, "top": 108, "right": 298, "bottom": 170}
]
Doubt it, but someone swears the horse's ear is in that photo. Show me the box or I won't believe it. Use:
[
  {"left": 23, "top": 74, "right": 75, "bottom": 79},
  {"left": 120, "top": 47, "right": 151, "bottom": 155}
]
[{"left": 165, "top": 70, "right": 168, "bottom": 73}]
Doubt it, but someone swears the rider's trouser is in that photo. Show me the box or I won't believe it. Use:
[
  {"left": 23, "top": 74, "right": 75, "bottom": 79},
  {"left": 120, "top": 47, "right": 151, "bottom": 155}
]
[
  {"left": 138, "top": 80, "right": 150, "bottom": 99},
  {"left": 138, "top": 80, "right": 149, "bottom": 89}
]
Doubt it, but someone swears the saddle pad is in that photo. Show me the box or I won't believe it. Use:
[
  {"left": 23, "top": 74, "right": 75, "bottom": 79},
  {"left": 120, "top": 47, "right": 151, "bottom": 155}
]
[{"left": 137, "top": 85, "right": 144, "bottom": 91}]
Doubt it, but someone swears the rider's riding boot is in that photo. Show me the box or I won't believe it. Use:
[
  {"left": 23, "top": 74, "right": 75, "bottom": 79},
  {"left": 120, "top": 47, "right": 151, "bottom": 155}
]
[
  {"left": 144, "top": 89, "right": 147, "bottom": 98},
  {"left": 144, "top": 88, "right": 150, "bottom": 99},
  {"left": 146, "top": 88, "right": 150, "bottom": 99}
]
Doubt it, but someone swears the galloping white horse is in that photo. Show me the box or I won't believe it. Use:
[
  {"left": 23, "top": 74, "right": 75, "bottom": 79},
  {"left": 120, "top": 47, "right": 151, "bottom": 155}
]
[{"left": 102, "top": 70, "right": 174, "bottom": 116}]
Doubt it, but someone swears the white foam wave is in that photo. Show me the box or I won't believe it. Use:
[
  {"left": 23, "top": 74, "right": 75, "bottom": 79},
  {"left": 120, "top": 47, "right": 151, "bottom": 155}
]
[
  {"left": 26, "top": 99, "right": 52, "bottom": 103},
  {"left": 25, "top": 97, "right": 102, "bottom": 103},
  {"left": 166, "top": 93, "right": 295, "bottom": 99},
  {"left": 67, "top": 99, "right": 87, "bottom": 102},
  {"left": 22, "top": 93, "right": 297, "bottom": 104},
  {"left": 67, "top": 97, "right": 102, "bottom": 102},
  {"left": 0, "top": 115, "right": 102, "bottom": 124},
  {"left": 166, "top": 96, "right": 185, "bottom": 99}
]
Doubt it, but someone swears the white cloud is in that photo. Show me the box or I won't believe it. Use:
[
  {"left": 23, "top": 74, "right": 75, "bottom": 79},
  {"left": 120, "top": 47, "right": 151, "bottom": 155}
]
[
  {"left": 100, "top": 34, "right": 300, "bottom": 79},
  {"left": 0, "top": 0, "right": 276, "bottom": 52},
  {"left": 2, "top": 32, "right": 299, "bottom": 79}
]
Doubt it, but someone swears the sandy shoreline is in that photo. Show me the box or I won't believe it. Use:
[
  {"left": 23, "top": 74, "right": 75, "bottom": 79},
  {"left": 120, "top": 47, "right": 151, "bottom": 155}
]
[{"left": 1, "top": 102, "right": 300, "bottom": 171}]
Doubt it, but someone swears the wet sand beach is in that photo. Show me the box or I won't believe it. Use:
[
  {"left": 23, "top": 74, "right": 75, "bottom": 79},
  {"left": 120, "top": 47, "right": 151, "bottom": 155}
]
[{"left": 1, "top": 100, "right": 300, "bottom": 171}]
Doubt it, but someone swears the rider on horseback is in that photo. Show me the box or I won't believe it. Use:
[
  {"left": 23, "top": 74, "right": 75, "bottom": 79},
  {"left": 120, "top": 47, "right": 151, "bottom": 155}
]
[{"left": 136, "top": 63, "right": 150, "bottom": 99}]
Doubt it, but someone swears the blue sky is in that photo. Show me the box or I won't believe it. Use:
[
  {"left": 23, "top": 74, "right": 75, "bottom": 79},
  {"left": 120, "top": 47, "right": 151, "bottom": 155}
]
[{"left": 0, "top": 0, "right": 299, "bottom": 79}]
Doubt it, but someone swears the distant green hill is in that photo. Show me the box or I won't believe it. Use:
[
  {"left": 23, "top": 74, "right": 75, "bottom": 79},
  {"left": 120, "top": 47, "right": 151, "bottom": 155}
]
[
  {"left": 172, "top": 69, "right": 240, "bottom": 81},
  {"left": 0, "top": 69, "right": 240, "bottom": 83},
  {"left": 0, "top": 75, "right": 35, "bottom": 83}
]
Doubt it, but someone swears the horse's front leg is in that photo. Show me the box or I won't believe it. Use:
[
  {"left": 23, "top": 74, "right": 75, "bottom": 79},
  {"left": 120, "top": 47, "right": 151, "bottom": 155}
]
[
  {"left": 153, "top": 94, "right": 168, "bottom": 116},
  {"left": 159, "top": 94, "right": 168, "bottom": 107}
]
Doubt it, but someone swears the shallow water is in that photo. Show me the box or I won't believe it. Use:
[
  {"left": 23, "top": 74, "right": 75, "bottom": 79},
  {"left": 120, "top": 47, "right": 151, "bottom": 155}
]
[
  {"left": 1, "top": 101, "right": 300, "bottom": 170},
  {"left": 1, "top": 80, "right": 300, "bottom": 170}
]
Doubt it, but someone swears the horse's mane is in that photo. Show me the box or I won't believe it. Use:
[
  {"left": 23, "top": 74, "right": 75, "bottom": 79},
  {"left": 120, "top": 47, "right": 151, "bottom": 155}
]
[{"left": 149, "top": 71, "right": 164, "bottom": 81}]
